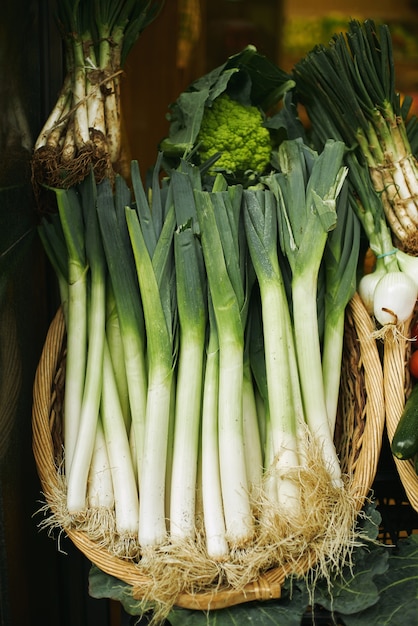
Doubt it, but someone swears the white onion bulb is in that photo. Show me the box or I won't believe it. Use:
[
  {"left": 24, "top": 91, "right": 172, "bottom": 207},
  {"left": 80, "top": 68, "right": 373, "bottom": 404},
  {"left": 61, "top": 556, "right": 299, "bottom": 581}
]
[
  {"left": 358, "top": 269, "right": 386, "bottom": 315},
  {"left": 373, "top": 271, "right": 417, "bottom": 326}
]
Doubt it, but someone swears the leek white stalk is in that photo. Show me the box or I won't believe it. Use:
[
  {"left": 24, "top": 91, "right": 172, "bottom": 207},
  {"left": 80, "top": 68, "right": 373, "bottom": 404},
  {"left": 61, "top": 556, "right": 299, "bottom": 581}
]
[
  {"left": 242, "top": 356, "right": 263, "bottom": 497},
  {"left": 169, "top": 173, "right": 207, "bottom": 541},
  {"left": 67, "top": 175, "right": 106, "bottom": 514},
  {"left": 54, "top": 186, "right": 88, "bottom": 478},
  {"left": 244, "top": 188, "right": 301, "bottom": 514},
  {"left": 101, "top": 339, "right": 139, "bottom": 535},
  {"left": 195, "top": 189, "right": 253, "bottom": 547},
  {"left": 200, "top": 299, "right": 228, "bottom": 560},
  {"left": 271, "top": 138, "right": 348, "bottom": 488},
  {"left": 125, "top": 203, "right": 176, "bottom": 548},
  {"left": 87, "top": 417, "right": 114, "bottom": 510}
]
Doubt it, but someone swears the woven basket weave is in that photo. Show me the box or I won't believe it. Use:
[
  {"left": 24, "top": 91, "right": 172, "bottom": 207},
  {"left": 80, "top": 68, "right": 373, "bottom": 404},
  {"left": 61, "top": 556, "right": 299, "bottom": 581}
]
[
  {"left": 32, "top": 291, "right": 385, "bottom": 610},
  {"left": 383, "top": 312, "right": 418, "bottom": 513}
]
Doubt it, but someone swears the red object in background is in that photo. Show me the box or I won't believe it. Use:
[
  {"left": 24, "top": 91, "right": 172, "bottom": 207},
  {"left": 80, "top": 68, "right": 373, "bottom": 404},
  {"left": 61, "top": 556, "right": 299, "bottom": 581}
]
[{"left": 409, "top": 349, "right": 418, "bottom": 378}]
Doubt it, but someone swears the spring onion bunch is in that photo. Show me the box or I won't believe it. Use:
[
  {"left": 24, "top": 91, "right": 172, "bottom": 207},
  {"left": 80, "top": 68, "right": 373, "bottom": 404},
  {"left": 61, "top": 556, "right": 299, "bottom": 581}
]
[
  {"left": 32, "top": 0, "right": 164, "bottom": 190},
  {"left": 293, "top": 19, "right": 418, "bottom": 256},
  {"left": 291, "top": 21, "right": 418, "bottom": 328}
]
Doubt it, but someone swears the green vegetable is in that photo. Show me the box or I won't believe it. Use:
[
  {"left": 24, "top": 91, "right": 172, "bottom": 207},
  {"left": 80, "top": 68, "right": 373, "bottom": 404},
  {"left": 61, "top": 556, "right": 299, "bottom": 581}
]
[
  {"left": 200, "top": 295, "right": 228, "bottom": 559},
  {"left": 391, "top": 383, "right": 418, "bottom": 460},
  {"left": 169, "top": 167, "right": 207, "bottom": 542},
  {"left": 53, "top": 185, "right": 88, "bottom": 480},
  {"left": 125, "top": 164, "right": 177, "bottom": 548},
  {"left": 196, "top": 93, "right": 272, "bottom": 176},
  {"left": 243, "top": 186, "right": 303, "bottom": 513},
  {"left": 160, "top": 45, "right": 294, "bottom": 184},
  {"left": 266, "top": 138, "right": 349, "bottom": 488},
  {"left": 66, "top": 173, "right": 106, "bottom": 515},
  {"left": 321, "top": 178, "right": 360, "bottom": 432},
  {"left": 96, "top": 173, "right": 148, "bottom": 488},
  {"left": 195, "top": 185, "right": 254, "bottom": 548}
]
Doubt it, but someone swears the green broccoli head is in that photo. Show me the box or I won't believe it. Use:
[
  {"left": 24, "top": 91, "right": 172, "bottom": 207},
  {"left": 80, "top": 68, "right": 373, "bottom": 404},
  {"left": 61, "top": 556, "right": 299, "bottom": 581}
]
[{"left": 196, "top": 93, "right": 272, "bottom": 176}]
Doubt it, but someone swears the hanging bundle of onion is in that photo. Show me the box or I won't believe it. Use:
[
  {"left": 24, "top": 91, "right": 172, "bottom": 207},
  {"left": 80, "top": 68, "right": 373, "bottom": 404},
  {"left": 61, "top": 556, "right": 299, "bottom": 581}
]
[
  {"left": 31, "top": 0, "right": 165, "bottom": 190},
  {"left": 293, "top": 19, "right": 418, "bottom": 256}
]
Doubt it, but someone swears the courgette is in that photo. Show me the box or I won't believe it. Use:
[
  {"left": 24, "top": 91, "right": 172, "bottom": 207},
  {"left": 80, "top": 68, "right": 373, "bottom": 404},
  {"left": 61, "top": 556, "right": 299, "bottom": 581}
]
[{"left": 391, "top": 383, "right": 418, "bottom": 460}]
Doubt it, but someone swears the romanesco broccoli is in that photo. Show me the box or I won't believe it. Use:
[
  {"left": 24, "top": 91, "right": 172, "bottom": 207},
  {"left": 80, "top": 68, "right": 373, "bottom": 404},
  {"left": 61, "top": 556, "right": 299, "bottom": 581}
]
[{"left": 196, "top": 94, "right": 272, "bottom": 175}]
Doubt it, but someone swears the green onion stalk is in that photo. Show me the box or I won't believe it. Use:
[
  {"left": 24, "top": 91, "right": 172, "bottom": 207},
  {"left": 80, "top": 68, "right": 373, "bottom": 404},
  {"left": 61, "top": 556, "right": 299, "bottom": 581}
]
[
  {"left": 348, "top": 151, "right": 418, "bottom": 328},
  {"left": 32, "top": 0, "right": 165, "bottom": 190},
  {"left": 292, "top": 19, "right": 418, "bottom": 255}
]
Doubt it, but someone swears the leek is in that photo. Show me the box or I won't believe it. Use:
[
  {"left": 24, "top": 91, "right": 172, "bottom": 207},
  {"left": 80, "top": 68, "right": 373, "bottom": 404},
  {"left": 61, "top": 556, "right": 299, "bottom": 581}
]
[
  {"left": 101, "top": 338, "right": 139, "bottom": 535},
  {"left": 53, "top": 185, "right": 88, "bottom": 478},
  {"left": 267, "top": 138, "right": 348, "bottom": 488},
  {"left": 87, "top": 416, "right": 114, "bottom": 510},
  {"left": 96, "top": 176, "right": 148, "bottom": 487},
  {"left": 125, "top": 165, "right": 176, "bottom": 548},
  {"left": 169, "top": 168, "right": 207, "bottom": 542},
  {"left": 200, "top": 296, "right": 228, "bottom": 559},
  {"left": 321, "top": 179, "right": 360, "bottom": 432},
  {"left": 243, "top": 187, "right": 302, "bottom": 513},
  {"left": 66, "top": 173, "right": 106, "bottom": 514},
  {"left": 195, "top": 188, "right": 253, "bottom": 548}
]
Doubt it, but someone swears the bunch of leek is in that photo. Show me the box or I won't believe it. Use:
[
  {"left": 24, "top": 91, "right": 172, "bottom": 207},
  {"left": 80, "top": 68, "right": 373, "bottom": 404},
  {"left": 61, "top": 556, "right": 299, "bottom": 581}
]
[
  {"left": 252, "top": 138, "right": 357, "bottom": 491},
  {"left": 32, "top": 0, "right": 165, "bottom": 189}
]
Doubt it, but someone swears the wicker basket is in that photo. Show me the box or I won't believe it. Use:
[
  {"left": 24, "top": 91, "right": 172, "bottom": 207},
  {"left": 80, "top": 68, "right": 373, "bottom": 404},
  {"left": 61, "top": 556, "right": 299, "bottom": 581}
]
[
  {"left": 383, "top": 312, "right": 418, "bottom": 514},
  {"left": 32, "top": 292, "right": 385, "bottom": 610}
]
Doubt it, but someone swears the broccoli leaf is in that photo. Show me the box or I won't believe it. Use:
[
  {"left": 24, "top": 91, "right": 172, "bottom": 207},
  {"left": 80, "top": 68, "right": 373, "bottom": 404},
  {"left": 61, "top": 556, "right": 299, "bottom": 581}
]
[
  {"left": 223, "top": 46, "right": 295, "bottom": 111},
  {"left": 311, "top": 543, "right": 390, "bottom": 616},
  {"left": 168, "top": 588, "right": 309, "bottom": 626},
  {"left": 87, "top": 502, "right": 417, "bottom": 626},
  {"left": 340, "top": 535, "right": 418, "bottom": 626}
]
